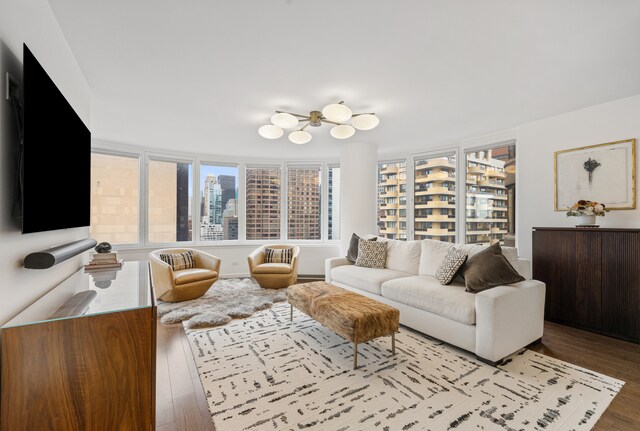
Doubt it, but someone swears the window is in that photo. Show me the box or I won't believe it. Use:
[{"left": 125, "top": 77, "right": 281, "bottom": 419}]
[
  {"left": 377, "top": 161, "right": 407, "bottom": 240},
  {"left": 148, "top": 159, "right": 193, "bottom": 243},
  {"left": 414, "top": 154, "right": 456, "bottom": 243},
  {"left": 200, "top": 164, "right": 239, "bottom": 241},
  {"left": 90, "top": 152, "right": 139, "bottom": 244},
  {"left": 328, "top": 166, "right": 340, "bottom": 240},
  {"left": 465, "top": 144, "right": 516, "bottom": 246},
  {"left": 246, "top": 167, "right": 281, "bottom": 240},
  {"left": 287, "top": 167, "right": 321, "bottom": 240}
]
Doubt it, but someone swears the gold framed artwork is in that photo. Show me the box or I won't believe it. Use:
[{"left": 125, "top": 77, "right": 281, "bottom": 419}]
[{"left": 554, "top": 138, "right": 636, "bottom": 211}]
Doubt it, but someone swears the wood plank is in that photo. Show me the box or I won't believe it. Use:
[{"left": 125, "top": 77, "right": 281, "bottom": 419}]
[
  {"left": 166, "top": 324, "right": 197, "bottom": 399},
  {"left": 173, "top": 393, "right": 207, "bottom": 431},
  {"left": 156, "top": 321, "right": 176, "bottom": 426}
]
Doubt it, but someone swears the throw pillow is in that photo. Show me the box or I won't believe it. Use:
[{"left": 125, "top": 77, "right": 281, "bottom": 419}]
[
  {"left": 355, "top": 239, "right": 387, "bottom": 269},
  {"left": 265, "top": 247, "right": 293, "bottom": 264},
  {"left": 346, "top": 233, "right": 377, "bottom": 263},
  {"left": 159, "top": 251, "right": 195, "bottom": 271},
  {"left": 459, "top": 242, "right": 525, "bottom": 293},
  {"left": 434, "top": 247, "right": 468, "bottom": 285}
]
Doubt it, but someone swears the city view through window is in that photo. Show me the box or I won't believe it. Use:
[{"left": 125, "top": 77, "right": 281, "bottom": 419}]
[
  {"left": 377, "top": 145, "right": 516, "bottom": 245},
  {"left": 91, "top": 145, "right": 514, "bottom": 245},
  {"left": 200, "top": 164, "right": 238, "bottom": 241}
]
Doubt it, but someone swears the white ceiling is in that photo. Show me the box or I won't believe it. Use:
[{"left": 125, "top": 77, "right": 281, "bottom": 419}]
[{"left": 47, "top": 0, "right": 640, "bottom": 159}]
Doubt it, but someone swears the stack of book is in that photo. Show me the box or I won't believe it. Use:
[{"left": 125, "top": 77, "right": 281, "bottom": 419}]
[{"left": 84, "top": 251, "right": 123, "bottom": 271}]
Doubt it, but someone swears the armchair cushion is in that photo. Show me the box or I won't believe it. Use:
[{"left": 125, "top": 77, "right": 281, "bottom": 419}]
[
  {"left": 159, "top": 251, "right": 196, "bottom": 271},
  {"left": 265, "top": 247, "right": 293, "bottom": 264},
  {"left": 173, "top": 268, "right": 218, "bottom": 286},
  {"left": 253, "top": 263, "right": 292, "bottom": 274}
]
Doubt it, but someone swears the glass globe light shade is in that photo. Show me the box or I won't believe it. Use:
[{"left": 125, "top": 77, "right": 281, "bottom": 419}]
[
  {"left": 351, "top": 114, "right": 380, "bottom": 130},
  {"left": 258, "top": 124, "right": 284, "bottom": 139},
  {"left": 322, "top": 103, "right": 352, "bottom": 122},
  {"left": 288, "top": 130, "right": 312, "bottom": 145},
  {"left": 330, "top": 124, "right": 355, "bottom": 139},
  {"left": 271, "top": 112, "right": 298, "bottom": 129}
]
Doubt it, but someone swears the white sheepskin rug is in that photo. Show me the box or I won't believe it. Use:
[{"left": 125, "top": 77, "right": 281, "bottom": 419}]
[{"left": 156, "top": 278, "right": 287, "bottom": 329}]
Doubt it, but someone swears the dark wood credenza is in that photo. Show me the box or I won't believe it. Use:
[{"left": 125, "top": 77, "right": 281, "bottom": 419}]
[
  {"left": 1, "top": 261, "right": 156, "bottom": 431},
  {"left": 532, "top": 227, "right": 640, "bottom": 343}
]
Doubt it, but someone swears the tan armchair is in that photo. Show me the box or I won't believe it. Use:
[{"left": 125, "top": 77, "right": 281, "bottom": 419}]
[
  {"left": 149, "top": 248, "right": 221, "bottom": 302},
  {"left": 248, "top": 245, "right": 300, "bottom": 289}
]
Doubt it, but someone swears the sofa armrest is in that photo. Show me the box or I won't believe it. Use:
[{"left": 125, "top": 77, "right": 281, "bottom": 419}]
[
  {"left": 475, "top": 279, "right": 546, "bottom": 362},
  {"left": 325, "top": 257, "right": 353, "bottom": 282},
  {"left": 516, "top": 258, "right": 532, "bottom": 280}
]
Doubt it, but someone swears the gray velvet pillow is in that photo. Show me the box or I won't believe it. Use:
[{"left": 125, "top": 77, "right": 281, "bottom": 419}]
[
  {"left": 346, "top": 233, "right": 376, "bottom": 263},
  {"left": 459, "top": 242, "right": 524, "bottom": 293}
]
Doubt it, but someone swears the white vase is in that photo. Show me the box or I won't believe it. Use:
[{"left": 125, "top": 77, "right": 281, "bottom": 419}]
[{"left": 576, "top": 214, "right": 596, "bottom": 226}]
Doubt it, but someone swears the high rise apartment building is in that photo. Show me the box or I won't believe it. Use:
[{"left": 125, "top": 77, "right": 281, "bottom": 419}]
[
  {"left": 287, "top": 168, "right": 321, "bottom": 240},
  {"left": 414, "top": 156, "right": 456, "bottom": 243},
  {"left": 465, "top": 149, "right": 511, "bottom": 245},
  {"left": 246, "top": 167, "right": 281, "bottom": 240},
  {"left": 377, "top": 162, "right": 407, "bottom": 240}
]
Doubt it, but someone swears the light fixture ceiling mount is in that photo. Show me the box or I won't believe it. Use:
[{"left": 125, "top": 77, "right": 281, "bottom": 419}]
[{"left": 258, "top": 101, "right": 379, "bottom": 144}]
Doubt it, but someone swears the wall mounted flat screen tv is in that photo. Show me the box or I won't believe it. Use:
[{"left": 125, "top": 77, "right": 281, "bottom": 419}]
[{"left": 22, "top": 44, "right": 91, "bottom": 234}]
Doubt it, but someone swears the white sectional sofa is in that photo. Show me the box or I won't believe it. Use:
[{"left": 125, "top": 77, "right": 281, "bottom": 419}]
[{"left": 325, "top": 237, "right": 546, "bottom": 364}]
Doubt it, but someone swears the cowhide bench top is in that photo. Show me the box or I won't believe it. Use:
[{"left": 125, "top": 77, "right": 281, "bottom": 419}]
[{"left": 288, "top": 281, "right": 400, "bottom": 369}]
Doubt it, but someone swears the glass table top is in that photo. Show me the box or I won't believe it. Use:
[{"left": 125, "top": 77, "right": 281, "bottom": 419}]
[{"left": 3, "top": 260, "right": 152, "bottom": 329}]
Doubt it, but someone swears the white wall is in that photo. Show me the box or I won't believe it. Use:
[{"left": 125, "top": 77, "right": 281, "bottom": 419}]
[
  {"left": 117, "top": 244, "right": 339, "bottom": 277},
  {"left": 517, "top": 94, "right": 640, "bottom": 260},
  {"left": 340, "top": 142, "right": 379, "bottom": 255},
  {"left": 0, "top": 0, "right": 91, "bottom": 325}
]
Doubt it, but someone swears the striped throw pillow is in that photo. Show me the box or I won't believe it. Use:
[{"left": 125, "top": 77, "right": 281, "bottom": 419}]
[
  {"left": 159, "top": 251, "right": 196, "bottom": 271},
  {"left": 265, "top": 247, "right": 293, "bottom": 264}
]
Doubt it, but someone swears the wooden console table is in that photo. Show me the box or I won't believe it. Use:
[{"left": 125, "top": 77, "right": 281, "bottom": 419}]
[
  {"left": 1, "top": 261, "right": 156, "bottom": 431},
  {"left": 532, "top": 227, "right": 639, "bottom": 343}
]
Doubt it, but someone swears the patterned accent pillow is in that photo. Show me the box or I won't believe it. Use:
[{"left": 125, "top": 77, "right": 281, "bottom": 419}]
[
  {"left": 265, "top": 247, "right": 293, "bottom": 264},
  {"left": 435, "top": 247, "right": 468, "bottom": 285},
  {"left": 355, "top": 239, "right": 387, "bottom": 269},
  {"left": 159, "top": 251, "right": 195, "bottom": 271}
]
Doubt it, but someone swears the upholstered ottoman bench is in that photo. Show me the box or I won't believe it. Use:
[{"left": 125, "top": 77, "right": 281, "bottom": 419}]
[{"left": 288, "top": 281, "right": 400, "bottom": 369}]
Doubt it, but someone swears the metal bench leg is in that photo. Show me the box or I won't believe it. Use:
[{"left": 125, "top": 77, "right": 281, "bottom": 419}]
[
  {"left": 290, "top": 304, "right": 293, "bottom": 321},
  {"left": 353, "top": 343, "right": 358, "bottom": 369},
  {"left": 392, "top": 332, "right": 396, "bottom": 355}
]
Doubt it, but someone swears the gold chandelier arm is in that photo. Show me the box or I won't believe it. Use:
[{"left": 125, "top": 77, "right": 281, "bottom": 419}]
[
  {"left": 319, "top": 118, "right": 342, "bottom": 126},
  {"left": 275, "top": 110, "right": 310, "bottom": 120},
  {"left": 300, "top": 121, "right": 312, "bottom": 131},
  {"left": 351, "top": 112, "right": 376, "bottom": 117}
]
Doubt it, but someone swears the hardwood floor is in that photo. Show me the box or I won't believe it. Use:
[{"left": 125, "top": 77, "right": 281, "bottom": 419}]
[{"left": 156, "top": 318, "right": 640, "bottom": 431}]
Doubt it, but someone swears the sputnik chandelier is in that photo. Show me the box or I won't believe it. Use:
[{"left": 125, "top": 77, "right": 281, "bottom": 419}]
[{"left": 258, "top": 101, "right": 380, "bottom": 144}]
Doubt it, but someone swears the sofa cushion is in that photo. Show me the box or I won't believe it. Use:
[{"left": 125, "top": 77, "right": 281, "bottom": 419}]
[
  {"left": 384, "top": 239, "right": 422, "bottom": 274},
  {"left": 331, "top": 265, "right": 413, "bottom": 295},
  {"left": 381, "top": 276, "right": 476, "bottom": 325},
  {"left": 355, "top": 239, "right": 387, "bottom": 269},
  {"left": 418, "top": 239, "right": 454, "bottom": 277},
  {"left": 460, "top": 242, "right": 525, "bottom": 293},
  {"left": 346, "top": 233, "right": 376, "bottom": 263},
  {"left": 435, "top": 247, "right": 467, "bottom": 285}
]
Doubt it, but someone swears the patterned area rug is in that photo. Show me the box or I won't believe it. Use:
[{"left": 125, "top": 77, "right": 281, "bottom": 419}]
[
  {"left": 186, "top": 303, "right": 624, "bottom": 431},
  {"left": 157, "top": 278, "right": 287, "bottom": 329}
]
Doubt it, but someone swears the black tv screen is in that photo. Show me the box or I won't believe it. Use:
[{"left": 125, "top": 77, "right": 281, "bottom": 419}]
[{"left": 22, "top": 44, "right": 90, "bottom": 234}]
